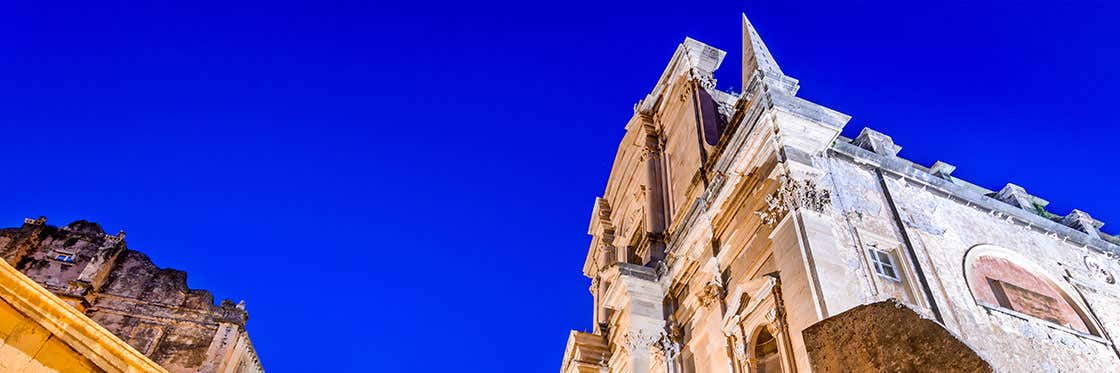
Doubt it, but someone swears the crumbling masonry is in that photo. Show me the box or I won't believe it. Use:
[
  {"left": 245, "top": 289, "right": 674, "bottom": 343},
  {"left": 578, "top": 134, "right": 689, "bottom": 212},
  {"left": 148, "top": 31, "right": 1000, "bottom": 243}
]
[{"left": 0, "top": 218, "right": 263, "bottom": 373}]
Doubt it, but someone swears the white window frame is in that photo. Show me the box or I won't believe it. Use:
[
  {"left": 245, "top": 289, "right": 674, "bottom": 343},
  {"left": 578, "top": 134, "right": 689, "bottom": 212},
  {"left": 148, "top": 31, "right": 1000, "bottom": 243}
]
[{"left": 868, "top": 248, "right": 901, "bottom": 282}]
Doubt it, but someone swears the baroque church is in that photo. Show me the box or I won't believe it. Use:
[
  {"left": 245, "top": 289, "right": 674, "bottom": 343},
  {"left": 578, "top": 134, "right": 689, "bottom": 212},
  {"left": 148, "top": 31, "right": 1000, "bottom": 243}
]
[{"left": 561, "top": 13, "right": 1120, "bottom": 373}]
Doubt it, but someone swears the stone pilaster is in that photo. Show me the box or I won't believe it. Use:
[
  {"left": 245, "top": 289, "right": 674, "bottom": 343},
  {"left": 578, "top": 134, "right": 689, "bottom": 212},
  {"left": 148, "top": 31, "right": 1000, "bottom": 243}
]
[
  {"left": 752, "top": 66, "right": 854, "bottom": 371},
  {"left": 601, "top": 264, "right": 666, "bottom": 372},
  {"left": 640, "top": 114, "right": 668, "bottom": 265},
  {"left": 201, "top": 322, "right": 241, "bottom": 372}
]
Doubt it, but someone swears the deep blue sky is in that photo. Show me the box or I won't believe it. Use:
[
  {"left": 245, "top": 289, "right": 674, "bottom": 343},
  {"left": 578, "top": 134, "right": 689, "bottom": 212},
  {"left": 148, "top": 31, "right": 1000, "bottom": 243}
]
[{"left": 0, "top": 1, "right": 1117, "bottom": 371}]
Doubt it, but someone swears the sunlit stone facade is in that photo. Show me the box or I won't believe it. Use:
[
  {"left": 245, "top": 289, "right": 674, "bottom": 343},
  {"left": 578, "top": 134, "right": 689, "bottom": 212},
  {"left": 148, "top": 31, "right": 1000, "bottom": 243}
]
[{"left": 561, "top": 13, "right": 1120, "bottom": 373}]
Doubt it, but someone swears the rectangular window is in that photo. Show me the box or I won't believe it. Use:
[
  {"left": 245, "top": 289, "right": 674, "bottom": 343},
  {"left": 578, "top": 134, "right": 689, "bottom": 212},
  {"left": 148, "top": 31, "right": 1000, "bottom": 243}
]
[
  {"left": 869, "top": 249, "right": 900, "bottom": 282},
  {"left": 52, "top": 252, "right": 75, "bottom": 263}
]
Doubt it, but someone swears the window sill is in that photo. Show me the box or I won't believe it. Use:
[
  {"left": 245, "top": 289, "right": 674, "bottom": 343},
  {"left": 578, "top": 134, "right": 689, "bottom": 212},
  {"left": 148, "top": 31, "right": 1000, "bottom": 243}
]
[
  {"left": 978, "top": 302, "right": 1109, "bottom": 345},
  {"left": 874, "top": 273, "right": 902, "bottom": 283}
]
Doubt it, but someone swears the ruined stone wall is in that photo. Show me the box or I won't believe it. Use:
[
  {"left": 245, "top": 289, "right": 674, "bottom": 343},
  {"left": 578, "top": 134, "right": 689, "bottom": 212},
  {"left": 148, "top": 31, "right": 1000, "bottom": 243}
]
[{"left": 0, "top": 219, "right": 262, "bottom": 373}]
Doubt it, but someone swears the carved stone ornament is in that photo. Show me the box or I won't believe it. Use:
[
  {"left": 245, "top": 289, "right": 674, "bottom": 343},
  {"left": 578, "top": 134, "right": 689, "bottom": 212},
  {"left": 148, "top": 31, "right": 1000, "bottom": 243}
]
[
  {"left": 652, "top": 328, "right": 681, "bottom": 366},
  {"left": 697, "top": 281, "right": 725, "bottom": 307},
  {"left": 765, "top": 309, "right": 778, "bottom": 324},
  {"left": 23, "top": 216, "right": 47, "bottom": 226},
  {"left": 691, "top": 70, "right": 717, "bottom": 90},
  {"left": 622, "top": 330, "right": 660, "bottom": 353},
  {"left": 755, "top": 176, "right": 832, "bottom": 226},
  {"left": 651, "top": 343, "right": 666, "bottom": 366},
  {"left": 732, "top": 338, "right": 747, "bottom": 360},
  {"left": 1085, "top": 255, "right": 1117, "bottom": 285}
]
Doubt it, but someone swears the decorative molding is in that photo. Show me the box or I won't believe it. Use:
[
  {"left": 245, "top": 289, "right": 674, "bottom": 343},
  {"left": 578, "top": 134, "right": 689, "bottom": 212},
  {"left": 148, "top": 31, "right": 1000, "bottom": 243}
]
[
  {"left": 731, "top": 336, "right": 747, "bottom": 361},
  {"left": 1085, "top": 255, "right": 1117, "bottom": 285},
  {"left": 697, "top": 281, "right": 725, "bottom": 308},
  {"left": 652, "top": 325, "right": 682, "bottom": 367},
  {"left": 692, "top": 71, "right": 717, "bottom": 90},
  {"left": 650, "top": 336, "right": 675, "bottom": 366},
  {"left": 621, "top": 329, "right": 660, "bottom": 353},
  {"left": 696, "top": 258, "right": 725, "bottom": 308},
  {"left": 755, "top": 176, "right": 831, "bottom": 226}
]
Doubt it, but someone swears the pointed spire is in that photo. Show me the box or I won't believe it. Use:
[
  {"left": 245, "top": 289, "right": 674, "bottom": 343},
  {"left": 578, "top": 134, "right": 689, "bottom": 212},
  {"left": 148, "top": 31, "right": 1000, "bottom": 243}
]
[{"left": 742, "top": 13, "right": 797, "bottom": 93}]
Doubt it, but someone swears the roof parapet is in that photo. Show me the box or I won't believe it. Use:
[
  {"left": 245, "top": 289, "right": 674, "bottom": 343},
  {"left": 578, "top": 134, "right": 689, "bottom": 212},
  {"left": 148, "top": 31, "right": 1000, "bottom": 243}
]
[
  {"left": 991, "top": 184, "right": 1109, "bottom": 238},
  {"left": 1062, "top": 210, "right": 1104, "bottom": 239},
  {"left": 852, "top": 127, "right": 902, "bottom": 157},
  {"left": 993, "top": 183, "right": 1049, "bottom": 211},
  {"left": 928, "top": 161, "right": 957, "bottom": 179}
]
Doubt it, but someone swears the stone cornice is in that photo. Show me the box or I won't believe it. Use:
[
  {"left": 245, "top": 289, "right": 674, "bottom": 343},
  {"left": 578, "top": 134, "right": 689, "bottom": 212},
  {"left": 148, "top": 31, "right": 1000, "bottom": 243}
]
[
  {"left": 0, "top": 259, "right": 166, "bottom": 372},
  {"left": 637, "top": 38, "right": 726, "bottom": 116},
  {"left": 831, "top": 140, "right": 1120, "bottom": 257},
  {"left": 600, "top": 263, "right": 661, "bottom": 311}
]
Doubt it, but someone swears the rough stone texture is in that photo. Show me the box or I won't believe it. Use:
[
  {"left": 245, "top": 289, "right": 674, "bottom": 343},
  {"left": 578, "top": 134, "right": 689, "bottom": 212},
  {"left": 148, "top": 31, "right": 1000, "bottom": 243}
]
[
  {"left": 0, "top": 242, "right": 166, "bottom": 372},
  {"left": 803, "top": 300, "right": 992, "bottom": 373},
  {"left": 0, "top": 220, "right": 262, "bottom": 373}
]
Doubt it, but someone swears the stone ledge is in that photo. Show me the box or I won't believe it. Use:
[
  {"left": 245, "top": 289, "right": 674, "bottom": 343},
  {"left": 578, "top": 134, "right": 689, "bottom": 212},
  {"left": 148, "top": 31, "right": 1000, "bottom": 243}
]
[
  {"left": 831, "top": 140, "right": 1120, "bottom": 257},
  {"left": 0, "top": 258, "right": 166, "bottom": 372}
]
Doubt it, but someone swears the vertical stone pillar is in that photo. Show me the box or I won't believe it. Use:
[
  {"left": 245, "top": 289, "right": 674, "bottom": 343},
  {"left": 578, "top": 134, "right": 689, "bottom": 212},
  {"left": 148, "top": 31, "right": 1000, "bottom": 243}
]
[
  {"left": 201, "top": 322, "right": 241, "bottom": 372},
  {"left": 640, "top": 114, "right": 668, "bottom": 265},
  {"left": 762, "top": 176, "right": 826, "bottom": 373}
]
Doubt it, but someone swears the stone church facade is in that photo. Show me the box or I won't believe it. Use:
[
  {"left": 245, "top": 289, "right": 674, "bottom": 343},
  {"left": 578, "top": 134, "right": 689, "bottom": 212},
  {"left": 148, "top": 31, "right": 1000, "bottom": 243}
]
[{"left": 561, "top": 14, "right": 1120, "bottom": 373}]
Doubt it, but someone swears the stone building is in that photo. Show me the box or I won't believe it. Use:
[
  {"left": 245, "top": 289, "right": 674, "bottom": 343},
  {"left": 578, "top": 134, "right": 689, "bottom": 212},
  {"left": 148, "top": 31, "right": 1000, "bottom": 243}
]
[
  {"left": 561, "top": 13, "right": 1120, "bottom": 373},
  {"left": 0, "top": 218, "right": 263, "bottom": 372}
]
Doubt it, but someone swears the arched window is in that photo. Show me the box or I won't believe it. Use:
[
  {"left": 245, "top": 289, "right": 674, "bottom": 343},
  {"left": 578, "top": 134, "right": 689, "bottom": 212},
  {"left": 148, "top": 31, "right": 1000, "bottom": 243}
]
[
  {"left": 752, "top": 327, "right": 781, "bottom": 373},
  {"left": 964, "top": 245, "right": 1100, "bottom": 336}
]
